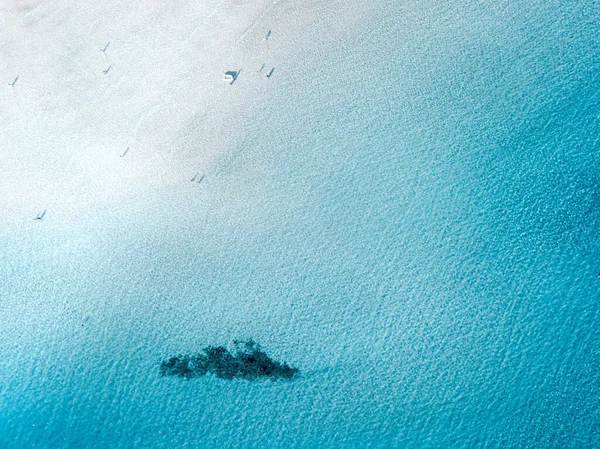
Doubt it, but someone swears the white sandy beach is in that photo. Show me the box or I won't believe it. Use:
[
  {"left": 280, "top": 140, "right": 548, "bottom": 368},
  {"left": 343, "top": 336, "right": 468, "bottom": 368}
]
[{"left": 0, "top": 0, "right": 375, "bottom": 231}]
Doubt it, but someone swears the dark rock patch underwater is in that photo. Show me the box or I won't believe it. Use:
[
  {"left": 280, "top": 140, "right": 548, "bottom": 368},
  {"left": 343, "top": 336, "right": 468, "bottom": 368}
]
[{"left": 160, "top": 340, "right": 299, "bottom": 381}]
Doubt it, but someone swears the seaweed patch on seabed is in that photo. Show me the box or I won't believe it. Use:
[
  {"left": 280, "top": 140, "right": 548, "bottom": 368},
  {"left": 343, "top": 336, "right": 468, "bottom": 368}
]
[{"left": 160, "top": 340, "right": 299, "bottom": 381}]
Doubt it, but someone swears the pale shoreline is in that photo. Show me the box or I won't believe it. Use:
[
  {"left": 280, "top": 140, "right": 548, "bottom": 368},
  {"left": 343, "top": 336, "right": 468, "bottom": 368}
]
[
  {"left": 0, "top": 0, "right": 290, "bottom": 226},
  {"left": 0, "top": 0, "right": 377, "bottom": 232}
]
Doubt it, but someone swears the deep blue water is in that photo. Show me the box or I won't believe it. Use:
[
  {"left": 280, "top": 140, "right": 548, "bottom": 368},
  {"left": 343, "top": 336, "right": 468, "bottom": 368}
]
[{"left": 1, "top": 0, "right": 599, "bottom": 447}]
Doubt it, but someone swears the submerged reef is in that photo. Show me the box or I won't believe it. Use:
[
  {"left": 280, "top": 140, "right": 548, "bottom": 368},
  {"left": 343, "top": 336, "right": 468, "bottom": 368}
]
[{"left": 160, "top": 340, "right": 299, "bottom": 381}]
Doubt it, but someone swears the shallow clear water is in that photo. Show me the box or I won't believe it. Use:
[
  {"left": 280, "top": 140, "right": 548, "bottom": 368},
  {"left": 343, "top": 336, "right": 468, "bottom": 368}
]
[{"left": 1, "top": 0, "right": 599, "bottom": 447}]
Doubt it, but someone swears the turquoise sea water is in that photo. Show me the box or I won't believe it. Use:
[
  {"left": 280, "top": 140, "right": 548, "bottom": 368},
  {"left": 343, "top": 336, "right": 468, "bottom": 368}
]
[{"left": 1, "top": 0, "right": 599, "bottom": 447}]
